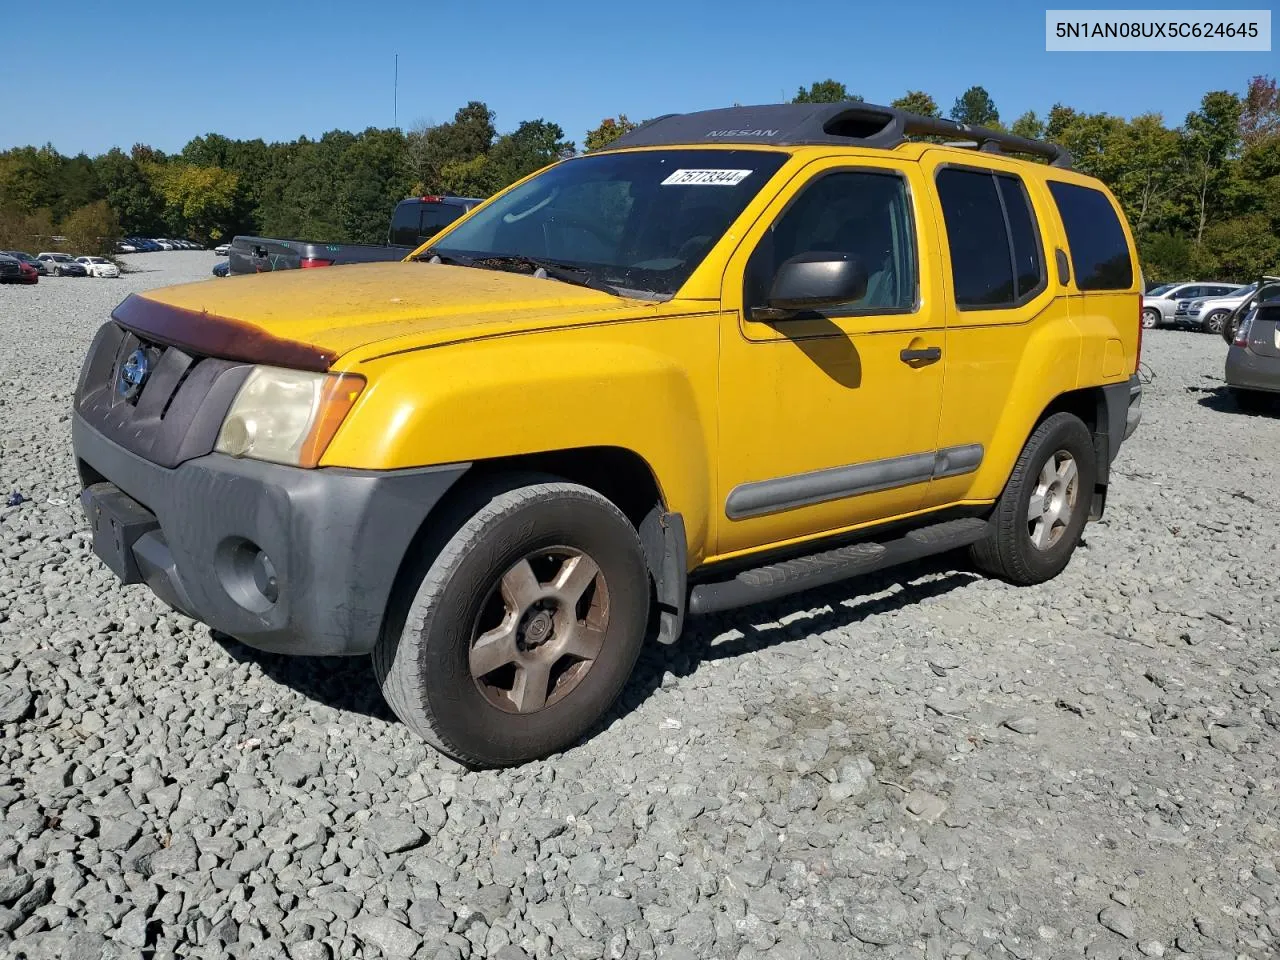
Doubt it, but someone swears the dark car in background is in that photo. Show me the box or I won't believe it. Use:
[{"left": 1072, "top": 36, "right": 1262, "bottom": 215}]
[
  {"left": 228, "top": 194, "right": 482, "bottom": 275},
  {"left": 2, "top": 251, "right": 47, "bottom": 275}
]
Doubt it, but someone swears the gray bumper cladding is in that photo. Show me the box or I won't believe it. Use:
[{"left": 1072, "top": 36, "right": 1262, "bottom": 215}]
[{"left": 73, "top": 414, "right": 469, "bottom": 656}]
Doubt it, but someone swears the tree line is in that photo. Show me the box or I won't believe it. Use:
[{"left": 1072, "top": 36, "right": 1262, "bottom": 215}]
[{"left": 1, "top": 78, "right": 1276, "bottom": 282}]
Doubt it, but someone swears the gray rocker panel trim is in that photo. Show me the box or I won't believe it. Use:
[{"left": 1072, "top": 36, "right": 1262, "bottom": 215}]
[{"left": 725, "top": 444, "right": 985, "bottom": 520}]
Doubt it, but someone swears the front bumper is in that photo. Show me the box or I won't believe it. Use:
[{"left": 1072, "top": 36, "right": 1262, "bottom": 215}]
[
  {"left": 1225, "top": 346, "right": 1280, "bottom": 394},
  {"left": 74, "top": 414, "right": 469, "bottom": 655}
]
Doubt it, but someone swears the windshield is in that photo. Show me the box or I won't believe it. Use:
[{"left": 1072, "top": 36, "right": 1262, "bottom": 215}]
[
  {"left": 426, "top": 149, "right": 789, "bottom": 298},
  {"left": 1146, "top": 283, "right": 1175, "bottom": 296}
]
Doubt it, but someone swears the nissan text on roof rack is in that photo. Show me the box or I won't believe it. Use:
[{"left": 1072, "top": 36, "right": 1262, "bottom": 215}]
[{"left": 72, "top": 101, "right": 1143, "bottom": 766}]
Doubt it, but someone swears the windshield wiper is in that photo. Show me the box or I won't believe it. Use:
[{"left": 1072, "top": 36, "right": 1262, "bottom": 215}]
[
  {"left": 416, "top": 249, "right": 622, "bottom": 296},
  {"left": 413, "top": 249, "right": 475, "bottom": 267}
]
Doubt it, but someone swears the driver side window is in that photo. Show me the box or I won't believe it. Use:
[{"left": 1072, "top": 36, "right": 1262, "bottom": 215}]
[{"left": 745, "top": 170, "right": 917, "bottom": 315}]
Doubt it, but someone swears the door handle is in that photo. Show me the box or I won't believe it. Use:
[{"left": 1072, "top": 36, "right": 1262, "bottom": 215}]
[{"left": 900, "top": 346, "right": 942, "bottom": 365}]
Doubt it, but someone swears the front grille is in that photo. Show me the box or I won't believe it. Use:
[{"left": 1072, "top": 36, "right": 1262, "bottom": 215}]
[
  {"left": 0, "top": 261, "right": 19, "bottom": 278},
  {"left": 74, "top": 321, "right": 253, "bottom": 468}
]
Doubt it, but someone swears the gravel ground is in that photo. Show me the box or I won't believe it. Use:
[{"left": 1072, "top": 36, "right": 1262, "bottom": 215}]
[{"left": 1, "top": 250, "right": 1278, "bottom": 960}]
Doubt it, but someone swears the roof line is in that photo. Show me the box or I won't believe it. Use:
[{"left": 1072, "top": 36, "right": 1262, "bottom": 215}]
[{"left": 610, "top": 101, "right": 1072, "bottom": 169}]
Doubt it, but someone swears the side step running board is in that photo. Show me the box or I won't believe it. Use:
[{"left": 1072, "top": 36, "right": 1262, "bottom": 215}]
[{"left": 687, "top": 517, "right": 990, "bottom": 616}]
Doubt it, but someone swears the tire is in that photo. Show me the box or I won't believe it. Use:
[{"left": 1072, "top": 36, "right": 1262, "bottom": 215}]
[
  {"left": 1141, "top": 308, "right": 1161, "bottom": 329},
  {"left": 1232, "top": 388, "right": 1274, "bottom": 414},
  {"left": 1202, "top": 310, "right": 1229, "bottom": 335},
  {"left": 373, "top": 477, "right": 650, "bottom": 767},
  {"left": 970, "top": 412, "right": 1097, "bottom": 585}
]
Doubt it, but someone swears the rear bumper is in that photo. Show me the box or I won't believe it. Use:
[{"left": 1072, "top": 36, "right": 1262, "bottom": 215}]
[
  {"left": 73, "top": 414, "right": 469, "bottom": 656},
  {"left": 1102, "top": 373, "right": 1142, "bottom": 466},
  {"left": 1225, "top": 347, "right": 1280, "bottom": 394}
]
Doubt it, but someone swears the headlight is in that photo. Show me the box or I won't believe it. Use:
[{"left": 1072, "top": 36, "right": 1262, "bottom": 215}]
[{"left": 215, "top": 366, "right": 365, "bottom": 467}]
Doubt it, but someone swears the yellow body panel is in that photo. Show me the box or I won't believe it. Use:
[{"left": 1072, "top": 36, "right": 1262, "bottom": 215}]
[{"left": 132, "top": 140, "right": 1141, "bottom": 574}]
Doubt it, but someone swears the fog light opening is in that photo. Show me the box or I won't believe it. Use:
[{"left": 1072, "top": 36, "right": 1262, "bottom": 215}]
[{"left": 215, "top": 537, "right": 281, "bottom": 614}]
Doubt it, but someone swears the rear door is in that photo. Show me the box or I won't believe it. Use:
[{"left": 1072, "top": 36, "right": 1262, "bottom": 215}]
[{"left": 916, "top": 153, "right": 1071, "bottom": 507}]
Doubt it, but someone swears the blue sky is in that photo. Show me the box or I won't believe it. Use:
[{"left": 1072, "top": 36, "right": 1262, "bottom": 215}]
[{"left": 0, "top": 1, "right": 1272, "bottom": 156}]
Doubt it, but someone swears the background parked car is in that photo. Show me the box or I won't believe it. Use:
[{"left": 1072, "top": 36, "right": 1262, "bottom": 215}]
[
  {"left": 1226, "top": 300, "right": 1280, "bottom": 412},
  {"left": 75, "top": 256, "right": 120, "bottom": 278},
  {"left": 213, "top": 242, "right": 230, "bottom": 256},
  {"left": 0, "top": 254, "right": 30, "bottom": 284},
  {"left": 1221, "top": 279, "right": 1280, "bottom": 344},
  {"left": 1173, "top": 284, "right": 1257, "bottom": 333},
  {"left": 1142, "top": 281, "right": 1236, "bottom": 329},
  {"left": 36, "top": 253, "right": 88, "bottom": 276},
  {"left": 212, "top": 261, "right": 230, "bottom": 277},
  {"left": 116, "top": 240, "right": 138, "bottom": 253},
  {"left": 2, "top": 251, "right": 47, "bottom": 275}
]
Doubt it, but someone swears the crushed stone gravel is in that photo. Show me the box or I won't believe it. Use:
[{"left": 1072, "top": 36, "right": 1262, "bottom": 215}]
[{"left": 1, "top": 250, "right": 1278, "bottom": 959}]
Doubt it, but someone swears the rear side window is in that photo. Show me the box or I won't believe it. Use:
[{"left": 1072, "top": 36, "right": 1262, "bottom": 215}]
[
  {"left": 1046, "top": 181, "right": 1133, "bottom": 291},
  {"left": 421, "top": 203, "right": 465, "bottom": 236},
  {"left": 936, "top": 168, "right": 1044, "bottom": 309},
  {"left": 389, "top": 203, "right": 421, "bottom": 246}
]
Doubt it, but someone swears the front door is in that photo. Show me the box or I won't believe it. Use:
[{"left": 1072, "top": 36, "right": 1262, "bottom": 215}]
[{"left": 713, "top": 158, "right": 947, "bottom": 559}]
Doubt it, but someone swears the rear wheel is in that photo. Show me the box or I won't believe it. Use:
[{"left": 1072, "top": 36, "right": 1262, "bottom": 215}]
[
  {"left": 1202, "top": 309, "right": 1229, "bottom": 335},
  {"left": 373, "top": 478, "right": 650, "bottom": 767},
  {"left": 970, "top": 412, "right": 1097, "bottom": 585},
  {"left": 1141, "top": 308, "right": 1161, "bottom": 329}
]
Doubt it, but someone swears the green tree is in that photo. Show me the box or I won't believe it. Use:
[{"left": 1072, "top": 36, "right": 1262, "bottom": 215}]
[
  {"left": 951, "top": 86, "right": 999, "bottom": 127},
  {"left": 60, "top": 200, "right": 120, "bottom": 256},
  {"left": 891, "top": 91, "right": 940, "bottom": 117},
  {"left": 585, "top": 116, "right": 638, "bottom": 151},
  {"left": 409, "top": 102, "right": 496, "bottom": 194},
  {"left": 1182, "top": 90, "right": 1243, "bottom": 243},
  {"left": 0, "top": 206, "right": 55, "bottom": 251},
  {"left": 793, "top": 80, "right": 860, "bottom": 104},
  {"left": 1108, "top": 115, "right": 1182, "bottom": 233},
  {"left": 486, "top": 120, "right": 573, "bottom": 192},
  {"left": 334, "top": 128, "right": 413, "bottom": 243},
  {"left": 146, "top": 163, "right": 240, "bottom": 241},
  {"left": 1199, "top": 213, "right": 1280, "bottom": 277},
  {"left": 0, "top": 145, "right": 63, "bottom": 212},
  {"left": 95, "top": 148, "right": 165, "bottom": 235},
  {"left": 1010, "top": 111, "right": 1045, "bottom": 140}
]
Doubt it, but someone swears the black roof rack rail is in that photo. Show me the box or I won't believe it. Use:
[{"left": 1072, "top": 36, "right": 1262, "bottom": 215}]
[{"left": 610, "top": 101, "right": 1073, "bottom": 169}]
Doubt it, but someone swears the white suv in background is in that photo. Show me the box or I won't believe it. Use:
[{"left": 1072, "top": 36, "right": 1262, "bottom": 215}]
[
  {"left": 1172, "top": 283, "right": 1253, "bottom": 333},
  {"left": 1143, "top": 281, "right": 1238, "bottom": 329}
]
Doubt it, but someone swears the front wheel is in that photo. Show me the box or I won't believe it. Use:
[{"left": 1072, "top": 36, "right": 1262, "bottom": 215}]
[
  {"left": 1141, "top": 308, "right": 1161, "bottom": 329},
  {"left": 1203, "top": 310, "right": 1229, "bottom": 335},
  {"left": 970, "top": 412, "right": 1097, "bottom": 585},
  {"left": 373, "top": 478, "right": 650, "bottom": 767}
]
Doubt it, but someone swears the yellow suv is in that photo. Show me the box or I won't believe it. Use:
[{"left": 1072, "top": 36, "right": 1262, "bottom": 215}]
[{"left": 73, "top": 102, "right": 1143, "bottom": 766}]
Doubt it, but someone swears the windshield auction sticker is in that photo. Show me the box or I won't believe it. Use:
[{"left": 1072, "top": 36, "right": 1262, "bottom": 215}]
[
  {"left": 1046, "top": 9, "right": 1270, "bottom": 50},
  {"left": 661, "top": 169, "right": 753, "bottom": 186}
]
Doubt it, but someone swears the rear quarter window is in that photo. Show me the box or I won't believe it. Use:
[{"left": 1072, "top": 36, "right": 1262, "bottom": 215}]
[{"left": 1047, "top": 181, "right": 1134, "bottom": 291}]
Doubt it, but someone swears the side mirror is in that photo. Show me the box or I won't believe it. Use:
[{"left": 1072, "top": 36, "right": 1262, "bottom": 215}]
[{"left": 757, "top": 251, "right": 868, "bottom": 318}]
